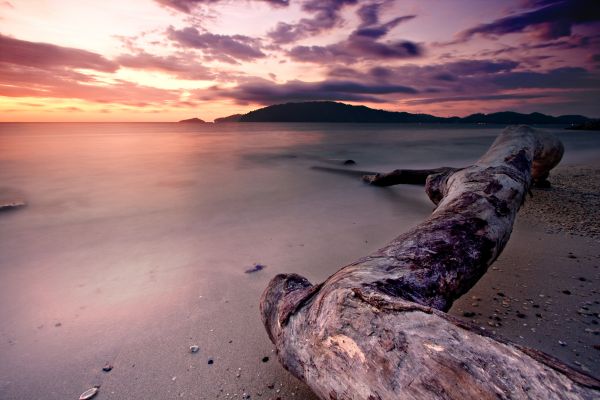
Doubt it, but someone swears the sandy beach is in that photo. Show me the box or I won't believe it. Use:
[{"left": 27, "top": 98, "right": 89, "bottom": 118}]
[
  {"left": 1, "top": 125, "right": 599, "bottom": 400},
  {"left": 450, "top": 164, "right": 600, "bottom": 378},
  {"left": 2, "top": 0, "right": 600, "bottom": 396}
]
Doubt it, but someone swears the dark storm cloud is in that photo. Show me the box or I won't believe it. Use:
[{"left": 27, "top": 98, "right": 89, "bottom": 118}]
[
  {"left": 268, "top": 0, "right": 357, "bottom": 44},
  {"left": 167, "top": 26, "right": 265, "bottom": 63},
  {"left": 205, "top": 78, "right": 417, "bottom": 104},
  {"left": 155, "top": 0, "right": 288, "bottom": 13},
  {"left": 460, "top": 0, "right": 600, "bottom": 40},
  {"left": 0, "top": 33, "right": 118, "bottom": 72}
]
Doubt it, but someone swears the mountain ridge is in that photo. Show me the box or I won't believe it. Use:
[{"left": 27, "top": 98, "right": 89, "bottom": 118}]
[{"left": 213, "top": 101, "right": 590, "bottom": 124}]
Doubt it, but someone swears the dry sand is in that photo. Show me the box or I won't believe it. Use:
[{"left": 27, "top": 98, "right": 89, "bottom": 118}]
[
  {"left": 449, "top": 164, "right": 600, "bottom": 378},
  {"left": 209, "top": 164, "right": 600, "bottom": 399}
]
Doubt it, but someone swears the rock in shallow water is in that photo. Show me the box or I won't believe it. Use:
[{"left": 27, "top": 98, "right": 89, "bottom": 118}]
[{"left": 0, "top": 200, "right": 26, "bottom": 212}]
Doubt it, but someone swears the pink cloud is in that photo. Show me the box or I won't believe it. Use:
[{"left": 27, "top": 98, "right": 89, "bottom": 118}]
[
  {"left": 117, "top": 51, "right": 215, "bottom": 80},
  {"left": 0, "top": 33, "right": 118, "bottom": 72}
]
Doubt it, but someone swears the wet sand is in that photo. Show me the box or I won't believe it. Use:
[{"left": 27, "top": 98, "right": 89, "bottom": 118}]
[
  {"left": 1, "top": 124, "right": 599, "bottom": 399},
  {"left": 1, "top": 165, "right": 597, "bottom": 400}
]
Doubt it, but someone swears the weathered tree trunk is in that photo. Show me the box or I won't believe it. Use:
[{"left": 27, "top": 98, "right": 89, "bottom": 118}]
[
  {"left": 362, "top": 167, "right": 457, "bottom": 186},
  {"left": 260, "top": 126, "right": 599, "bottom": 399}
]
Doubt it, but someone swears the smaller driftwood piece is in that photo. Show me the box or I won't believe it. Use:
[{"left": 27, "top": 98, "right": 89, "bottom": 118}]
[{"left": 260, "top": 126, "right": 599, "bottom": 399}]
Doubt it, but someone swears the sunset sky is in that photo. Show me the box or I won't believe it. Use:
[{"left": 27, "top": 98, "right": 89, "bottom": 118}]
[{"left": 1, "top": 0, "right": 598, "bottom": 121}]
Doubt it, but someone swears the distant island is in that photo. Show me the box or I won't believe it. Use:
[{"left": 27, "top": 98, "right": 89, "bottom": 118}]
[
  {"left": 214, "top": 101, "right": 591, "bottom": 125},
  {"left": 214, "top": 114, "right": 243, "bottom": 123},
  {"left": 178, "top": 117, "right": 206, "bottom": 123}
]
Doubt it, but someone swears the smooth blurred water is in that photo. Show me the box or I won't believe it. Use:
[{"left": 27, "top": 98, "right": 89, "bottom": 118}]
[{"left": 0, "top": 123, "right": 598, "bottom": 399}]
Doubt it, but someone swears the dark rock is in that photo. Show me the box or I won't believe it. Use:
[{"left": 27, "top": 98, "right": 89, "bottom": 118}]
[
  {"left": 343, "top": 159, "right": 356, "bottom": 165},
  {"left": 262, "top": 356, "right": 269, "bottom": 363},
  {"left": 102, "top": 364, "right": 113, "bottom": 372},
  {"left": 463, "top": 311, "right": 476, "bottom": 318},
  {"left": 208, "top": 358, "right": 214, "bottom": 365},
  {"left": 562, "top": 290, "right": 572, "bottom": 295},
  {"left": 245, "top": 264, "right": 266, "bottom": 274}
]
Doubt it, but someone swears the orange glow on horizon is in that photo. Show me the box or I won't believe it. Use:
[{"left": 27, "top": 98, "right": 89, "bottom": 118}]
[{"left": 1, "top": 0, "right": 598, "bottom": 121}]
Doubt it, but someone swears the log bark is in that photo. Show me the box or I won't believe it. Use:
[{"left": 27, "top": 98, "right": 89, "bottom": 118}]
[{"left": 260, "top": 126, "right": 599, "bottom": 399}]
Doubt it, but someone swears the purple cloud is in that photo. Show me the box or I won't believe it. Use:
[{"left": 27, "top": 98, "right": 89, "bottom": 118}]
[
  {"left": 204, "top": 77, "right": 417, "bottom": 104},
  {"left": 354, "top": 2, "right": 416, "bottom": 39},
  {"left": 155, "top": 0, "right": 288, "bottom": 13},
  {"left": 354, "top": 15, "right": 416, "bottom": 39},
  {"left": 167, "top": 26, "right": 265, "bottom": 63},
  {"left": 289, "top": 37, "right": 421, "bottom": 62},
  {"left": 0, "top": 33, "right": 118, "bottom": 72},
  {"left": 324, "top": 60, "right": 599, "bottom": 114},
  {"left": 328, "top": 60, "right": 519, "bottom": 84},
  {"left": 406, "top": 93, "right": 550, "bottom": 105},
  {"left": 287, "top": 2, "right": 420, "bottom": 63},
  {"left": 460, "top": 0, "right": 600, "bottom": 40},
  {"left": 268, "top": 0, "right": 357, "bottom": 44},
  {"left": 491, "top": 67, "right": 598, "bottom": 89}
]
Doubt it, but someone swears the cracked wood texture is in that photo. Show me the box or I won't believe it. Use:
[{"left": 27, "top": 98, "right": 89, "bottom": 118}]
[{"left": 260, "top": 126, "right": 600, "bottom": 400}]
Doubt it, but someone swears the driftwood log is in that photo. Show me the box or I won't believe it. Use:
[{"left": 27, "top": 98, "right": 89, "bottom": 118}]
[{"left": 260, "top": 126, "right": 600, "bottom": 399}]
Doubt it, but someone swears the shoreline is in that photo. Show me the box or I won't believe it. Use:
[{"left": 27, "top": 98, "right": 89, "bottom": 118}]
[{"left": 1, "top": 162, "right": 598, "bottom": 399}]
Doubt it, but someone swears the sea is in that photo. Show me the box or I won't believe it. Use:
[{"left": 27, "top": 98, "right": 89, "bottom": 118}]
[{"left": 0, "top": 123, "right": 598, "bottom": 399}]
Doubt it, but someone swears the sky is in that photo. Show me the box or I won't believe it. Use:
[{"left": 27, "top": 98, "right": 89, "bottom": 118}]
[{"left": 0, "top": 0, "right": 599, "bottom": 121}]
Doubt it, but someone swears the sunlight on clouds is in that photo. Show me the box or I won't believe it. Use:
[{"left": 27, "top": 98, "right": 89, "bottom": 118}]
[
  {"left": 114, "top": 68, "right": 215, "bottom": 90},
  {"left": 0, "top": 0, "right": 598, "bottom": 121},
  {"left": 0, "top": 0, "right": 179, "bottom": 56}
]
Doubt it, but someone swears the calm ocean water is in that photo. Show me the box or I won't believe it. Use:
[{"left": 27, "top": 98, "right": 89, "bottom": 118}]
[{"left": 0, "top": 123, "right": 598, "bottom": 398}]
